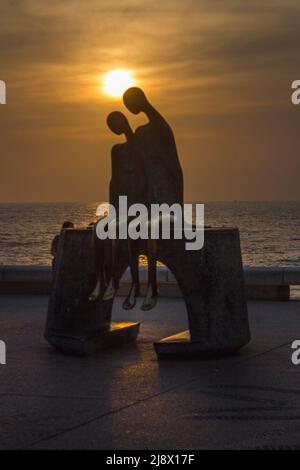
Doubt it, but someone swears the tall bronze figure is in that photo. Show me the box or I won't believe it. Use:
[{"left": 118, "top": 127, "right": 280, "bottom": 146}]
[{"left": 123, "top": 87, "right": 184, "bottom": 310}]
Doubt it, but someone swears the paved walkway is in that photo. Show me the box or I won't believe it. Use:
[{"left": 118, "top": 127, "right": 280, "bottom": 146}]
[{"left": 0, "top": 295, "right": 299, "bottom": 449}]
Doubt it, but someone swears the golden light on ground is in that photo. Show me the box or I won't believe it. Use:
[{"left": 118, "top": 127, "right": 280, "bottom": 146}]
[{"left": 103, "top": 69, "right": 136, "bottom": 98}]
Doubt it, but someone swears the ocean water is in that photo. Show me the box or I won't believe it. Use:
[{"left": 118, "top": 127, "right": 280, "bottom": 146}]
[{"left": 0, "top": 201, "right": 299, "bottom": 268}]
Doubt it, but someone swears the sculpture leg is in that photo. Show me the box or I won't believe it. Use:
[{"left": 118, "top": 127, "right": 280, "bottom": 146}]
[
  {"left": 103, "top": 238, "right": 119, "bottom": 300},
  {"left": 122, "top": 239, "right": 141, "bottom": 310},
  {"left": 142, "top": 237, "right": 158, "bottom": 311},
  {"left": 142, "top": 214, "right": 177, "bottom": 311},
  {"left": 103, "top": 217, "right": 129, "bottom": 301},
  {"left": 88, "top": 224, "right": 106, "bottom": 301}
]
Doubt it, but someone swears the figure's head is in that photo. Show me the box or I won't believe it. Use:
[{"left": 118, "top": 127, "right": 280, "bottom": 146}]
[
  {"left": 62, "top": 221, "right": 74, "bottom": 229},
  {"left": 107, "top": 111, "right": 130, "bottom": 135},
  {"left": 123, "top": 87, "right": 148, "bottom": 114}
]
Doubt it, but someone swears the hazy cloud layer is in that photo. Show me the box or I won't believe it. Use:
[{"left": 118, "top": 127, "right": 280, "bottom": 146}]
[{"left": 0, "top": 0, "right": 300, "bottom": 201}]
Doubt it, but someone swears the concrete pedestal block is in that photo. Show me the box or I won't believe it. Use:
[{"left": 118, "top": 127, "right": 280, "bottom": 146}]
[
  {"left": 44, "top": 228, "right": 139, "bottom": 356},
  {"left": 155, "top": 228, "right": 251, "bottom": 359},
  {"left": 154, "top": 330, "right": 241, "bottom": 359}
]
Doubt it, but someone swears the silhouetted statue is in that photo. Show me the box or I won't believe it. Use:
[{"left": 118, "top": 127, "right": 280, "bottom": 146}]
[
  {"left": 89, "top": 112, "right": 144, "bottom": 309},
  {"left": 123, "top": 87, "right": 184, "bottom": 309},
  {"left": 45, "top": 89, "right": 250, "bottom": 358}
]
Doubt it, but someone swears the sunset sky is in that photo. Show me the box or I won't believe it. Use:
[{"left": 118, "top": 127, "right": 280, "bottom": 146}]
[{"left": 0, "top": 0, "right": 300, "bottom": 202}]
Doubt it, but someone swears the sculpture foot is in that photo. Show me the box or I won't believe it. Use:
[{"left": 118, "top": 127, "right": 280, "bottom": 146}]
[
  {"left": 122, "top": 286, "right": 140, "bottom": 310},
  {"left": 88, "top": 282, "right": 101, "bottom": 302},
  {"left": 103, "top": 284, "right": 117, "bottom": 301},
  {"left": 141, "top": 297, "right": 157, "bottom": 311},
  {"left": 141, "top": 286, "right": 157, "bottom": 311}
]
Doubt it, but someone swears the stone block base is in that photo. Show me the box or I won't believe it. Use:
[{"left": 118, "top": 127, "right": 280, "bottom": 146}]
[{"left": 154, "top": 330, "right": 243, "bottom": 360}]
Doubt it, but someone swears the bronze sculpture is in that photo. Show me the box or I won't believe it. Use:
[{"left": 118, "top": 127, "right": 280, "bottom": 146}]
[
  {"left": 90, "top": 88, "right": 184, "bottom": 311},
  {"left": 45, "top": 87, "right": 250, "bottom": 358}
]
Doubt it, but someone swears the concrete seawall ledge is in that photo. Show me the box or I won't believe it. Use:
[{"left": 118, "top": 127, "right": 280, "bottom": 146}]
[
  {"left": 0, "top": 265, "right": 299, "bottom": 300},
  {"left": 3, "top": 265, "right": 52, "bottom": 282},
  {"left": 0, "top": 265, "right": 52, "bottom": 295},
  {"left": 244, "top": 266, "right": 300, "bottom": 286}
]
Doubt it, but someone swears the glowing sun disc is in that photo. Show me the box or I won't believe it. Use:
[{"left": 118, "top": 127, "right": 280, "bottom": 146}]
[{"left": 103, "top": 69, "right": 136, "bottom": 97}]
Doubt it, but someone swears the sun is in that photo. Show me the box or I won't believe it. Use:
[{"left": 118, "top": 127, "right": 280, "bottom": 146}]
[{"left": 103, "top": 69, "right": 136, "bottom": 98}]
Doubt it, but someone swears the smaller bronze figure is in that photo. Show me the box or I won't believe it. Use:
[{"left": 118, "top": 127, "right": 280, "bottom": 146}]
[{"left": 89, "top": 112, "right": 142, "bottom": 309}]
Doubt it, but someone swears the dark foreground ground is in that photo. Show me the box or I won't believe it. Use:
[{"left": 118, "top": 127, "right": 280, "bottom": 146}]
[{"left": 0, "top": 295, "right": 299, "bottom": 450}]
